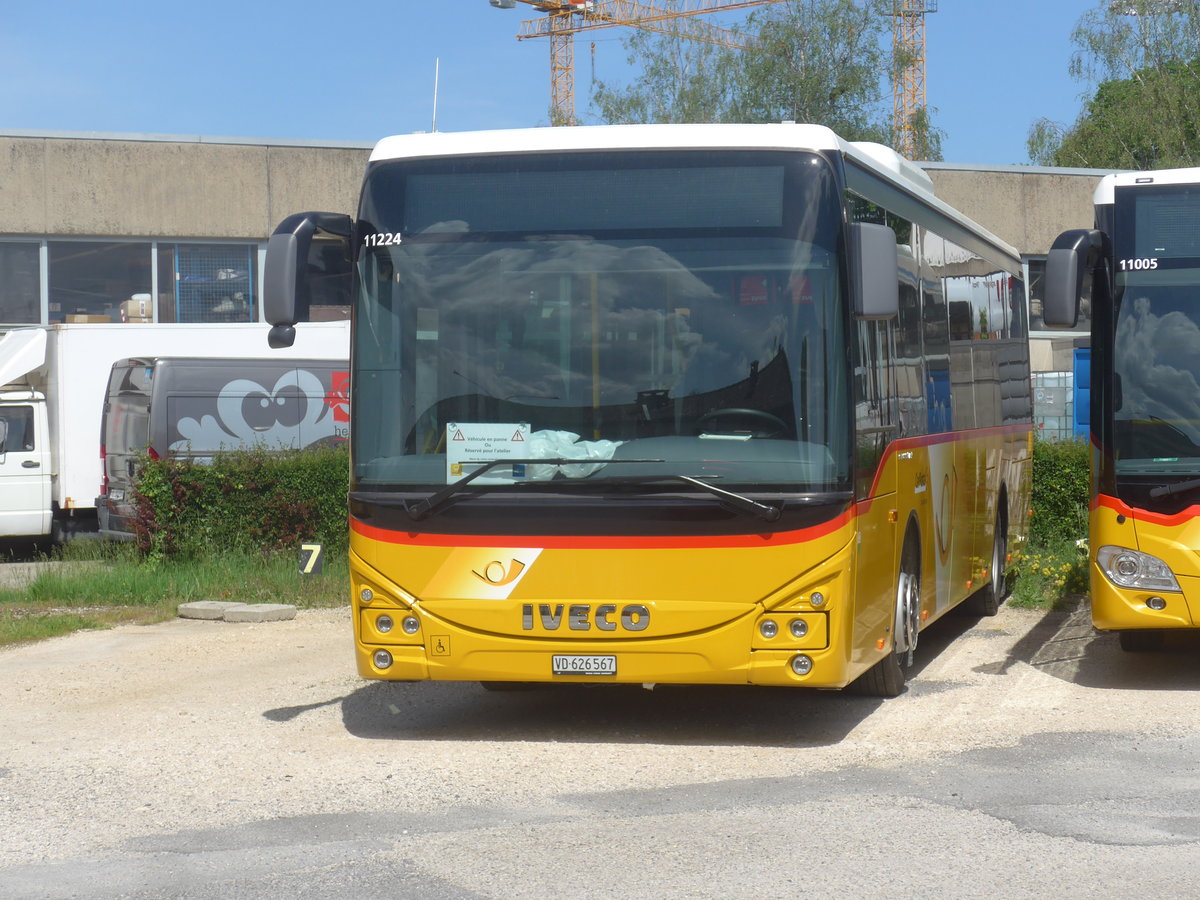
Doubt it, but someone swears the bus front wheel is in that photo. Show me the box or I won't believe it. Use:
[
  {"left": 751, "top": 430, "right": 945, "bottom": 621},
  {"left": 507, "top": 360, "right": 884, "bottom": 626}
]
[
  {"left": 852, "top": 531, "right": 920, "bottom": 698},
  {"left": 1118, "top": 629, "right": 1165, "bottom": 652}
]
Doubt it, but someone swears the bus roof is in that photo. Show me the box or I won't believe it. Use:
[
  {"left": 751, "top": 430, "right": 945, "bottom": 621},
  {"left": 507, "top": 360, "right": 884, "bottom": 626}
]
[
  {"left": 372, "top": 123, "right": 934, "bottom": 191},
  {"left": 369, "top": 123, "right": 1019, "bottom": 265},
  {"left": 372, "top": 122, "right": 843, "bottom": 158},
  {"left": 1094, "top": 166, "right": 1200, "bottom": 204}
]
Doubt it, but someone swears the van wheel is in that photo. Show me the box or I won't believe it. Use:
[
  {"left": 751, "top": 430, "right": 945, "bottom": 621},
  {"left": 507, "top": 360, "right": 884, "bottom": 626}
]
[{"left": 851, "top": 530, "right": 920, "bottom": 698}]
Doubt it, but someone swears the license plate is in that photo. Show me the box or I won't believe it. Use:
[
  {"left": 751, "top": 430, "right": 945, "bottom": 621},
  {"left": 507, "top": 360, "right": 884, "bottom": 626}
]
[{"left": 552, "top": 654, "right": 616, "bottom": 676}]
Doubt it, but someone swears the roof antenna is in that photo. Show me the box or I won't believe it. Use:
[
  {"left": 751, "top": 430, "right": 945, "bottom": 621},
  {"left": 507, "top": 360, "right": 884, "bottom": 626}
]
[{"left": 432, "top": 58, "right": 440, "bottom": 132}]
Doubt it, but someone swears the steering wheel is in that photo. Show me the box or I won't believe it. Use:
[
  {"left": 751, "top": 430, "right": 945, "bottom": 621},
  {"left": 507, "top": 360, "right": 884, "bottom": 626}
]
[{"left": 696, "top": 408, "right": 788, "bottom": 438}]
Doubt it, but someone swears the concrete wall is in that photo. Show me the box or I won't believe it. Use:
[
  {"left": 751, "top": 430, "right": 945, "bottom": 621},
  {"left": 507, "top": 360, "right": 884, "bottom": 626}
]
[
  {"left": 0, "top": 134, "right": 371, "bottom": 239},
  {"left": 0, "top": 132, "right": 1113, "bottom": 255},
  {"left": 924, "top": 164, "right": 1110, "bottom": 256}
]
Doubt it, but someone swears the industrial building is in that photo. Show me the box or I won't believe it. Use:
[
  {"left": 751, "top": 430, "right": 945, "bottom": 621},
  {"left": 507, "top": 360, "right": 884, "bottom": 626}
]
[{"left": 0, "top": 129, "right": 1103, "bottom": 438}]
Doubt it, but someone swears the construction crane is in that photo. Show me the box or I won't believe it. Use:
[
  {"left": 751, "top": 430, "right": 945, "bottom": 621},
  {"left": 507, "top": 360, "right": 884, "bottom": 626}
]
[
  {"left": 491, "top": 0, "right": 790, "bottom": 126},
  {"left": 887, "top": 0, "right": 937, "bottom": 159}
]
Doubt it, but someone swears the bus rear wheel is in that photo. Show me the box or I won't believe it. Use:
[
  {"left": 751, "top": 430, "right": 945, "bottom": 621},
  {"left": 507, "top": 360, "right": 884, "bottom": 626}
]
[
  {"left": 969, "top": 507, "right": 1008, "bottom": 617},
  {"left": 852, "top": 532, "right": 920, "bottom": 698}
]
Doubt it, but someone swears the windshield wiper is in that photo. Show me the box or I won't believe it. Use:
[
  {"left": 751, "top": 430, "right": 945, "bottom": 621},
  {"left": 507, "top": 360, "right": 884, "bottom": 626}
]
[
  {"left": 1149, "top": 476, "right": 1200, "bottom": 499},
  {"left": 670, "top": 475, "right": 783, "bottom": 522},
  {"left": 571, "top": 475, "right": 853, "bottom": 522},
  {"left": 351, "top": 457, "right": 666, "bottom": 521},
  {"left": 352, "top": 461, "right": 846, "bottom": 524}
]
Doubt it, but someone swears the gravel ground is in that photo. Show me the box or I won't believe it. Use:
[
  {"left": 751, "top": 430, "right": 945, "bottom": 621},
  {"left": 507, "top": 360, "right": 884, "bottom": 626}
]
[{"left": 2, "top": 599, "right": 1200, "bottom": 876}]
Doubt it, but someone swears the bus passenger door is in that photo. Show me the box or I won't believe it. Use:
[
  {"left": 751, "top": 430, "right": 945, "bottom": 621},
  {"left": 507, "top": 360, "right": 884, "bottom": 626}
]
[
  {"left": 853, "top": 319, "right": 896, "bottom": 499},
  {"left": 853, "top": 318, "right": 898, "bottom": 651}
]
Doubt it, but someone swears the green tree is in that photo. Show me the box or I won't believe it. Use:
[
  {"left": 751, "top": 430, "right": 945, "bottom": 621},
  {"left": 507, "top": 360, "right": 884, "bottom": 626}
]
[
  {"left": 590, "top": 0, "right": 897, "bottom": 146},
  {"left": 588, "top": 25, "right": 737, "bottom": 124},
  {"left": 905, "top": 105, "right": 945, "bottom": 163},
  {"left": 1028, "top": 0, "right": 1200, "bottom": 167}
]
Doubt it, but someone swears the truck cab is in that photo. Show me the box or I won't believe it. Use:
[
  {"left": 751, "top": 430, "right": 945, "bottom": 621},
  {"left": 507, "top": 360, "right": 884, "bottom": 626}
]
[{"left": 0, "top": 391, "right": 52, "bottom": 538}]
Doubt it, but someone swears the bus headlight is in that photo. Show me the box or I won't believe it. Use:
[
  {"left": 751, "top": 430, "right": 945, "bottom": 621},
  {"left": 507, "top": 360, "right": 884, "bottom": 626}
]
[
  {"left": 760, "top": 620, "right": 779, "bottom": 639},
  {"left": 402, "top": 615, "right": 420, "bottom": 634},
  {"left": 789, "top": 618, "right": 809, "bottom": 638},
  {"left": 1096, "top": 546, "right": 1182, "bottom": 592},
  {"left": 373, "top": 649, "right": 393, "bottom": 669},
  {"left": 377, "top": 615, "right": 394, "bottom": 633}
]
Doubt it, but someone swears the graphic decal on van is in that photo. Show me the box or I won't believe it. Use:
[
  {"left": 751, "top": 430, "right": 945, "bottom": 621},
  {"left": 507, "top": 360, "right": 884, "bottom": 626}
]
[
  {"left": 171, "top": 369, "right": 348, "bottom": 453},
  {"left": 326, "top": 372, "right": 350, "bottom": 423}
]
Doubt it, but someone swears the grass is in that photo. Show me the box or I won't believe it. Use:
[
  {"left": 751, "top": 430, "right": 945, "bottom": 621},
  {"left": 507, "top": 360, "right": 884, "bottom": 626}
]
[{"left": 0, "top": 539, "right": 348, "bottom": 648}]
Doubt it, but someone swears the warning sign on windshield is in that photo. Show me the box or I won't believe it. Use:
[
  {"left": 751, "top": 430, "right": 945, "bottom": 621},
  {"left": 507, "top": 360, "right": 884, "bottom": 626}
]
[{"left": 445, "top": 423, "right": 531, "bottom": 484}]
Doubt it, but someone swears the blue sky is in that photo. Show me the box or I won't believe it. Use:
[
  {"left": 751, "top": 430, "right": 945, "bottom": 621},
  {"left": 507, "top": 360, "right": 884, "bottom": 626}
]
[{"left": 3, "top": 1, "right": 1092, "bottom": 166}]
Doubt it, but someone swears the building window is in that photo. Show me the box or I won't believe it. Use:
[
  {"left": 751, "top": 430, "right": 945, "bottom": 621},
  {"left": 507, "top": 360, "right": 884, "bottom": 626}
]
[
  {"left": 48, "top": 241, "right": 152, "bottom": 324},
  {"left": 10, "top": 238, "right": 263, "bottom": 327},
  {"left": 170, "top": 243, "right": 257, "bottom": 323},
  {"left": 0, "top": 242, "right": 40, "bottom": 325}
]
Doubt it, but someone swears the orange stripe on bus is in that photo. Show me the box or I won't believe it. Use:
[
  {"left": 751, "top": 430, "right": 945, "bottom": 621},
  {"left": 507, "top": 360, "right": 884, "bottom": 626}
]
[
  {"left": 1094, "top": 493, "right": 1200, "bottom": 528},
  {"left": 351, "top": 507, "right": 855, "bottom": 550},
  {"left": 862, "top": 422, "right": 1034, "bottom": 506}
]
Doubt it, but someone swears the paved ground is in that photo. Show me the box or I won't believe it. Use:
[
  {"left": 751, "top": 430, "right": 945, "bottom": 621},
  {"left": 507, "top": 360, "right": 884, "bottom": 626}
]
[{"left": 2, "top": 597, "right": 1199, "bottom": 897}]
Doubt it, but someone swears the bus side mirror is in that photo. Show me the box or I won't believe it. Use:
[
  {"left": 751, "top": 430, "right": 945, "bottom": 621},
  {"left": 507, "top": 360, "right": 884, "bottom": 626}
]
[
  {"left": 850, "top": 222, "right": 899, "bottom": 320},
  {"left": 1043, "top": 228, "right": 1102, "bottom": 329},
  {"left": 264, "top": 211, "right": 354, "bottom": 348}
]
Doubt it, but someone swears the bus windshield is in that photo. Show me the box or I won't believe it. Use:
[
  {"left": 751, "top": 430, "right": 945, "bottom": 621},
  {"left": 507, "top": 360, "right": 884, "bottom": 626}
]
[
  {"left": 351, "top": 150, "right": 851, "bottom": 494},
  {"left": 1112, "top": 184, "right": 1200, "bottom": 474}
]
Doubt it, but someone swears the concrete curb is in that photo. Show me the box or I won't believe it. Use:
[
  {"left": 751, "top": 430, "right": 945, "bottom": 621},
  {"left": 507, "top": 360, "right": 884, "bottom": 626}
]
[
  {"left": 0, "top": 561, "right": 103, "bottom": 589},
  {"left": 178, "top": 601, "right": 297, "bottom": 623}
]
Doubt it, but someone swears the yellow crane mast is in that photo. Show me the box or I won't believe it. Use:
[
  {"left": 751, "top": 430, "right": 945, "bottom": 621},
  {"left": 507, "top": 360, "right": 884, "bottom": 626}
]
[
  {"left": 492, "top": 0, "right": 790, "bottom": 126},
  {"left": 888, "top": 0, "right": 937, "bottom": 159}
]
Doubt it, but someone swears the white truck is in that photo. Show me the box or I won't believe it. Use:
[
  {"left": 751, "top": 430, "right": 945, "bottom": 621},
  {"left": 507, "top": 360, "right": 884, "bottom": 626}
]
[{"left": 0, "top": 322, "right": 350, "bottom": 542}]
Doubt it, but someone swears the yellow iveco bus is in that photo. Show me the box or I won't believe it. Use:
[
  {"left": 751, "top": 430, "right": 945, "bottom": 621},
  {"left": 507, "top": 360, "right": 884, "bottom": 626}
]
[
  {"left": 1046, "top": 168, "right": 1200, "bottom": 651},
  {"left": 264, "top": 124, "right": 1032, "bottom": 696}
]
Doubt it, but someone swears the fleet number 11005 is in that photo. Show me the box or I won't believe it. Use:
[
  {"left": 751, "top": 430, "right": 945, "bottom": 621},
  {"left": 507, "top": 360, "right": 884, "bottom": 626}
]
[{"left": 1119, "top": 258, "right": 1158, "bottom": 271}]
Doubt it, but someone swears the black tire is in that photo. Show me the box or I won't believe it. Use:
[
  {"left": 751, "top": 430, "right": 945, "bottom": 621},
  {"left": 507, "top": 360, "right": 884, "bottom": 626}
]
[
  {"left": 851, "top": 530, "right": 920, "bottom": 698},
  {"left": 970, "top": 507, "right": 1009, "bottom": 617},
  {"left": 1118, "top": 629, "right": 1165, "bottom": 653},
  {"left": 479, "top": 681, "right": 540, "bottom": 691},
  {"left": 851, "top": 638, "right": 905, "bottom": 698}
]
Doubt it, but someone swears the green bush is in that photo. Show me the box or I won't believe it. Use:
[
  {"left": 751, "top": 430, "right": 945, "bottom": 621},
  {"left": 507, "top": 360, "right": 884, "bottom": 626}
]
[
  {"left": 1009, "top": 437, "right": 1090, "bottom": 608},
  {"left": 133, "top": 445, "right": 349, "bottom": 561},
  {"left": 1029, "top": 437, "right": 1089, "bottom": 545}
]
